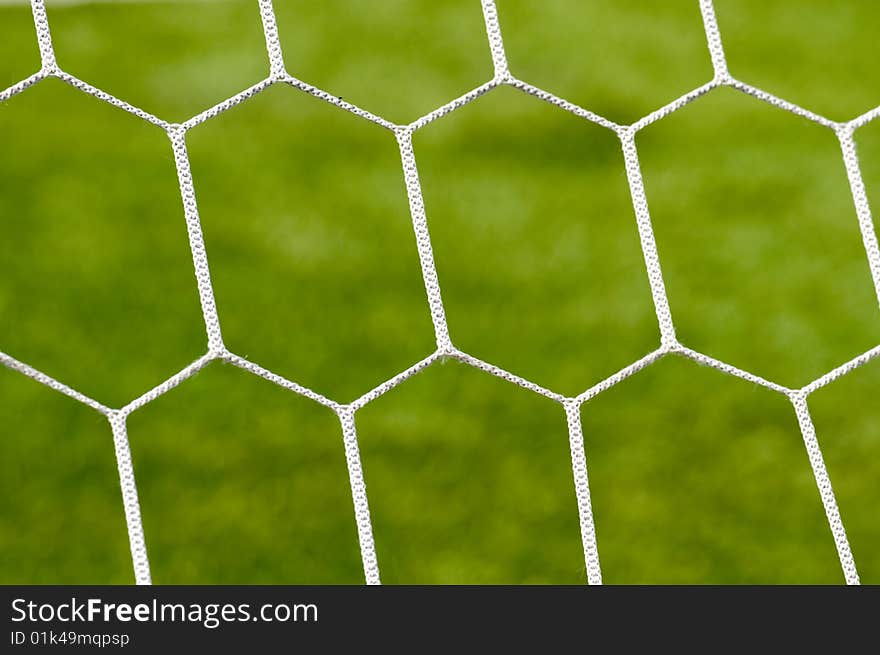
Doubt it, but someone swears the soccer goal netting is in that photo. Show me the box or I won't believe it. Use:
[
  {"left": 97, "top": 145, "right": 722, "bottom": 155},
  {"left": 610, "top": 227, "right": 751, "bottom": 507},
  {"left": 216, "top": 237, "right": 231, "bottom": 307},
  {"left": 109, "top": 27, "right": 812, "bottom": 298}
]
[{"left": 2, "top": 0, "right": 878, "bottom": 585}]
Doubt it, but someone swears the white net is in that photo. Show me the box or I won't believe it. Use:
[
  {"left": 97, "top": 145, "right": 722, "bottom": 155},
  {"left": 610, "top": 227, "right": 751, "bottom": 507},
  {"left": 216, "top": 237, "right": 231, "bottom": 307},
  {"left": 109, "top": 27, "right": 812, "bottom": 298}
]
[{"left": 2, "top": 0, "right": 878, "bottom": 586}]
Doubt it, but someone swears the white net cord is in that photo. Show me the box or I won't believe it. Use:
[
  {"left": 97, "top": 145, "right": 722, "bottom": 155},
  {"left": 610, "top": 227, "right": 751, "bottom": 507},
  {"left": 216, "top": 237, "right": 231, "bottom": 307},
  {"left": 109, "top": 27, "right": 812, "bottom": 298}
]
[{"left": 2, "top": 0, "right": 878, "bottom": 586}]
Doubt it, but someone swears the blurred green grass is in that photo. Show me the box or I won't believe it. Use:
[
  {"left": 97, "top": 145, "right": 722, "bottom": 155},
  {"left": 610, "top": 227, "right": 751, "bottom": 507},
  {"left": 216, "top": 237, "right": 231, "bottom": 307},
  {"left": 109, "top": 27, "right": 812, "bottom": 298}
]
[{"left": 1, "top": 0, "right": 878, "bottom": 584}]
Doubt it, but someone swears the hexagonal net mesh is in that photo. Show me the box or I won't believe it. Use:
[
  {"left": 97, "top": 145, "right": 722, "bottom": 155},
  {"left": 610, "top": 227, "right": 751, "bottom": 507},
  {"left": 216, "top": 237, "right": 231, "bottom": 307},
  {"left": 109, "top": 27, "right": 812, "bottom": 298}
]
[{"left": 2, "top": 0, "right": 878, "bottom": 585}]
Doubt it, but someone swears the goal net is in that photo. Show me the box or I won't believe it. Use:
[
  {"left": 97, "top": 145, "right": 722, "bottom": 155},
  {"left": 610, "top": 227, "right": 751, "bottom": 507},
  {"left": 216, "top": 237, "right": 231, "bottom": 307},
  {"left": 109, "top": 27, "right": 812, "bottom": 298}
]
[{"left": 2, "top": 0, "right": 878, "bottom": 586}]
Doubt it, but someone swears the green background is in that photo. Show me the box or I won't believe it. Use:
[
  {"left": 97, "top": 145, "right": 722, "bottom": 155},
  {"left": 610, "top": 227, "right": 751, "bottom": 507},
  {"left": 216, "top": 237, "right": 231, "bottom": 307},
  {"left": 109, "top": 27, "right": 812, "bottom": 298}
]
[{"left": 1, "top": 0, "right": 878, "bottom": 584}]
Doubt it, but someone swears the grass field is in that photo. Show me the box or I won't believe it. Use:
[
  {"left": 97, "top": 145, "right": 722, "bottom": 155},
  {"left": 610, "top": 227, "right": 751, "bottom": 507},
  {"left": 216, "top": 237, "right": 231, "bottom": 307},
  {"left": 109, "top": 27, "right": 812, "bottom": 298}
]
[{"left": 1, "top": 0, "right": 879, "bottom": 584}]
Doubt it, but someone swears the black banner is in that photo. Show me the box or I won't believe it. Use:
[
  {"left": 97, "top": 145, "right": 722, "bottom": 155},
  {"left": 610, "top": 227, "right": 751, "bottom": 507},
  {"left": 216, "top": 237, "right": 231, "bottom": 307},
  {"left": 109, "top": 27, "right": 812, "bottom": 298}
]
[{"left": 1, "top": 586, "right": 875, "bottom": 652}]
